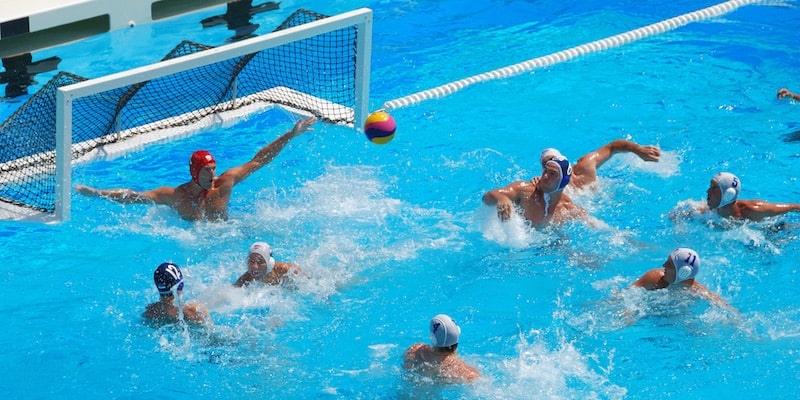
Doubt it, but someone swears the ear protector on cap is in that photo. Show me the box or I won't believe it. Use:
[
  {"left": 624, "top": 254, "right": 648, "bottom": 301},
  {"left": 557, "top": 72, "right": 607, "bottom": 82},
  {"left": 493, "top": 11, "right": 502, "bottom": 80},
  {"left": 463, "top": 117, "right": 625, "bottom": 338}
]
[{"left": 676, "top": 263, "right": 693, "bottom": 282}]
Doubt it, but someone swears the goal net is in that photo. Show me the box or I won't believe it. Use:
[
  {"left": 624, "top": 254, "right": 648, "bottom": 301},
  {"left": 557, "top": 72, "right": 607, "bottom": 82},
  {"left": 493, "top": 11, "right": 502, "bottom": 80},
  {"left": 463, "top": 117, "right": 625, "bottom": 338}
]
[{"left": 0, "top": 8, "right": 372, "bottom": 222}]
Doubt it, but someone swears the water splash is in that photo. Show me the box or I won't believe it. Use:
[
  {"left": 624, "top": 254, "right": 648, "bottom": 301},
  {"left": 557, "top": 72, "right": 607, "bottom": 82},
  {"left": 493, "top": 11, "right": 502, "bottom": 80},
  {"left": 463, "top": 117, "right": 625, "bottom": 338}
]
[{"left": 476, "top": 328, "right": 627, "bottom": 400}]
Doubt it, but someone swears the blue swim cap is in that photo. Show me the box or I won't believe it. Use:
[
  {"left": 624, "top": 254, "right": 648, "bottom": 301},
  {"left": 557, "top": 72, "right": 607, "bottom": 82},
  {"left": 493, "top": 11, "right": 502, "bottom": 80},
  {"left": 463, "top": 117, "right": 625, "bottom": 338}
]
[
  {"left": 545, "top": 155, "right": 572, "bottom": 192},
  {"left": 154, "top": 262, "right": 184, "bottom": 295}
]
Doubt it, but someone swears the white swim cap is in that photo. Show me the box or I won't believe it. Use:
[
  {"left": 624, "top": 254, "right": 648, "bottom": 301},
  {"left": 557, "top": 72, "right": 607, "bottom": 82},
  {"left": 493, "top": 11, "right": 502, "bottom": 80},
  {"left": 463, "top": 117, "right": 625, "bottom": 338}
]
[
  {"left": 669, "top": 247, "right": 700, "bottom": 284},
  {"left": 712, "top": 172, "right": 740, "bottom": 208},
  {"left": 429, "top": 314, "right": 461, "bottom": 348},
  {"left": 249, "top": 242, "right": 276, "bottom": 270},
  {"left": 539, "top": 148, "right": 563, "bottom": 167}
]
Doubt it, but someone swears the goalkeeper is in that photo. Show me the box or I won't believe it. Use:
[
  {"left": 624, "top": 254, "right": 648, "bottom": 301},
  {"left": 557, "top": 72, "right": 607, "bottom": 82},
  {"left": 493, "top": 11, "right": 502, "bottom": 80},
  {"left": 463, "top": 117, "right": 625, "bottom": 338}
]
[{"left": 75, "top": 116, "right": 316, "bottom": 221}]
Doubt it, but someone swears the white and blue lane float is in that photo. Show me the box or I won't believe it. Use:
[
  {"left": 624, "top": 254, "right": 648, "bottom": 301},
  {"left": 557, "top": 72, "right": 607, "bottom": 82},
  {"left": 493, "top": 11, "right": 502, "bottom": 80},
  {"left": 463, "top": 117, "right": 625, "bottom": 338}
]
[{"left": 382, "top": 0, "right": 764, "bottom": 111}]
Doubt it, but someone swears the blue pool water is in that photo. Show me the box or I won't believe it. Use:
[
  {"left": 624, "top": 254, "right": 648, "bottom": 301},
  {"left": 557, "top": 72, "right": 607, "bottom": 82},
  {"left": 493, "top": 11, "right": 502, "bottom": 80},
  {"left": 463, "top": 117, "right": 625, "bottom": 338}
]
[{"left": 2, "top": 0, "right": 800, "bottom": 398}]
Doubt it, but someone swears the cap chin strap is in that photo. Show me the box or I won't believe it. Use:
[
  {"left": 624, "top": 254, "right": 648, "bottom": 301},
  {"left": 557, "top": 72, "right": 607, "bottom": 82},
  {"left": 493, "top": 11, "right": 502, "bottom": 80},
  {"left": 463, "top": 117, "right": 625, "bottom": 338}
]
[{"left": 543, "top": 192, "right": 551, "bottom": 217}]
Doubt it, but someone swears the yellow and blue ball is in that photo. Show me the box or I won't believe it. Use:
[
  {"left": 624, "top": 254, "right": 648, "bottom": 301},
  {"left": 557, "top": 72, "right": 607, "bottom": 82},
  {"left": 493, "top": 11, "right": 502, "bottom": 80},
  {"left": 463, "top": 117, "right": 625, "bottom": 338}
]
[{"left": 364, "top": 111, "right": 396, "bottom": 145}]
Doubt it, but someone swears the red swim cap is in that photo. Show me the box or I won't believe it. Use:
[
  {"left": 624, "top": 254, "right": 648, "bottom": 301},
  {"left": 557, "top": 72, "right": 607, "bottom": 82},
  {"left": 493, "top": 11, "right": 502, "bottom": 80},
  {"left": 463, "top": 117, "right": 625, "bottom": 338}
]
[{"left": 190, "top": 150, "right": 216, "bottom": 183}]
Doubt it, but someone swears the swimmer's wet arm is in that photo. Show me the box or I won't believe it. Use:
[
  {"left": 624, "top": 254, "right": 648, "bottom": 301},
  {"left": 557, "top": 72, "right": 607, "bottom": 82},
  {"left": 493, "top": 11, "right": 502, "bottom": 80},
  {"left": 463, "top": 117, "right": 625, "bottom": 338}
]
[
  {"left": 74, "top": 185, "right": 168, "bottom": 204},
  {"left": 630, "top": 269, "right": 662, "bottom": 290},
  {"left": 667, "top": 208, "right": 691, "bottom": 222},
  {"left": 481, "top": 190, "right": 502, "bottom": 205},
  {"left": 230, "top": 116, "right": 316, "bottom": 183},
  {"left": 482, "top": 182, "right": 522, "bottom": 205},
  {"left": 185, "top": 302, "right": 213, "bottom": 326},
  {"left": 257, "top": 117, "right": 315, "bottom": 163},
  {"left": 764, "top": 202, "right": 800, "bottom": 215},
  {"left": 694, "top": 283, "right": 737, "bottom": 312},
  {"left": 483, "top": 187, "right": 516, "bottom": 220},
  {"left": 609, "top": 140, "right": 660, "bottom": 162},
  {"left": 401, "top": 343, "right": 424, "bottom": 369},
  {"left": 777, "top": 88, "right": 800, "bottom": 101},
  {"left": 233, "top": 272, "right": 251, "bottom": 287},
  {"left": 742, "top": 201, "right": 800, "bottom": 220},
  {"left": 667, "top": 202, "right": 706, "bottom": 222},
  {"left": 288, "top": 263, "right": 310, "bottom": 279}
]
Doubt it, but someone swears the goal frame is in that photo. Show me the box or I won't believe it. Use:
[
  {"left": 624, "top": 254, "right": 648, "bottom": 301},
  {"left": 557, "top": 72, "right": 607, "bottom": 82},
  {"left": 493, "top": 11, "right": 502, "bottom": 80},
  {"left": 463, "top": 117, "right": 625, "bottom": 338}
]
[{"left": 54, "top": 7, "right": 373, "bottom": 222}]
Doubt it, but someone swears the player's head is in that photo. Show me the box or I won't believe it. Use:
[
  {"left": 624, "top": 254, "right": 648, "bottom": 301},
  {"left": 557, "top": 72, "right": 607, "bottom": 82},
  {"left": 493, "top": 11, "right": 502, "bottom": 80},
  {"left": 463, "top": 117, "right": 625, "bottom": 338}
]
[
  {"left": 190, "top": 150, "right": 216, "bottom": 188},
  {"left": 666, "top": 248, "right": 700, "bottom": 285},
  {"left": 709, "top": 172, "right": 740, "bottom": 209},
  {"left": 542, "top": 153, "right": 571, "bottom": 193},
  {"left": 429, "top": 314, "right": 461, "bottom": 350},
  {"left": 154, "top": 262, "right": 184, "bottom": 296},
  {"left": 248, "top": 242, "right": 275, "bottom": 276}
]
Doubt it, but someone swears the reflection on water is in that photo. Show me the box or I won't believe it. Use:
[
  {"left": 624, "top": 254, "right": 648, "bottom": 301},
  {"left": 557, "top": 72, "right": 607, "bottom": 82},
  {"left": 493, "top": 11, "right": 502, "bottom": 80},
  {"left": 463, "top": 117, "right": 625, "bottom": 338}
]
[
  {"left": 201, "top": 0, "right": 280, "bottom": 42},
  {"left": 0, "top": 53, "right": 60, "bottom": 98}
]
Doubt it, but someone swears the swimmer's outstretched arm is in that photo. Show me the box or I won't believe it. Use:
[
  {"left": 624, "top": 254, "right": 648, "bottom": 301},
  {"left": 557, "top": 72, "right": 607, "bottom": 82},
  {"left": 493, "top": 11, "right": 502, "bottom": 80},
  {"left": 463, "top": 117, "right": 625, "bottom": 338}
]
[
  {"left": 777, "top": 88, "right": 800, "bottom": 101},
  {"left": 600, "top": 140, "right": 660, "bottom": 163},
  {"left": 221, "top": 116, "right": 316, "bottom": 186},
  {"left": 572, "top": 140, "right": 659, "bottom": 184},
  {"left": 740, "top": 200, "right": 800, "bottom": 221},
  {"left": 75, "top": 184, "right": 175, "bottom": 205}
]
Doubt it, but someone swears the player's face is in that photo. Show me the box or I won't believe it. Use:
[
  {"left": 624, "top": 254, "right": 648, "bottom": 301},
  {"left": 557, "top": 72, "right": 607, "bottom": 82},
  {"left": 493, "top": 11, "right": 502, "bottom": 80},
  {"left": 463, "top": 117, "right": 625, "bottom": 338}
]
[
  {"left": 663, "top": 258, "right": 676, "bottom": 284},
  {"left": 706, "top": 180, "right": 721, "bottom": 208},
  {"left": 539, "top": 163, "right": 561, "bottom": 192},
  {"left": 247, "top": 253, "right": 269, "bottom": 276},
  {"left": 197, "top": 163, "right": 216, "bottom": 189}
]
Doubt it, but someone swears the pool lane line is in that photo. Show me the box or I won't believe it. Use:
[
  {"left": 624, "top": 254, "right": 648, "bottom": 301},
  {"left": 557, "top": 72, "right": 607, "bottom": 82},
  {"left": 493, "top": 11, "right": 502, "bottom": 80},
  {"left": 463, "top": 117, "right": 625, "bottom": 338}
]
[{"left": 382, "top": 0, "right": 762, "bottom": 111}]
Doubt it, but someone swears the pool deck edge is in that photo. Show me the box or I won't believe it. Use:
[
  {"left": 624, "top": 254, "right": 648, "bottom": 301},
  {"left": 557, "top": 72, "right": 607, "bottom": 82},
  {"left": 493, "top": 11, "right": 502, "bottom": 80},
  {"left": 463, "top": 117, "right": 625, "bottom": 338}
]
[{"left": 0, "top": 0, "right": 234, "bottom": 57}]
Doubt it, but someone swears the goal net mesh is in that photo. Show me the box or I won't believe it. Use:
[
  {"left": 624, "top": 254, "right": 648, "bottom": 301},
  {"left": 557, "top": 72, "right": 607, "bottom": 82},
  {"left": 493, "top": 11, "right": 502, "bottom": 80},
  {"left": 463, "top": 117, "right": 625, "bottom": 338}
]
[{"left": 0, "top": 9, "right": 360, "bottom": 218}]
